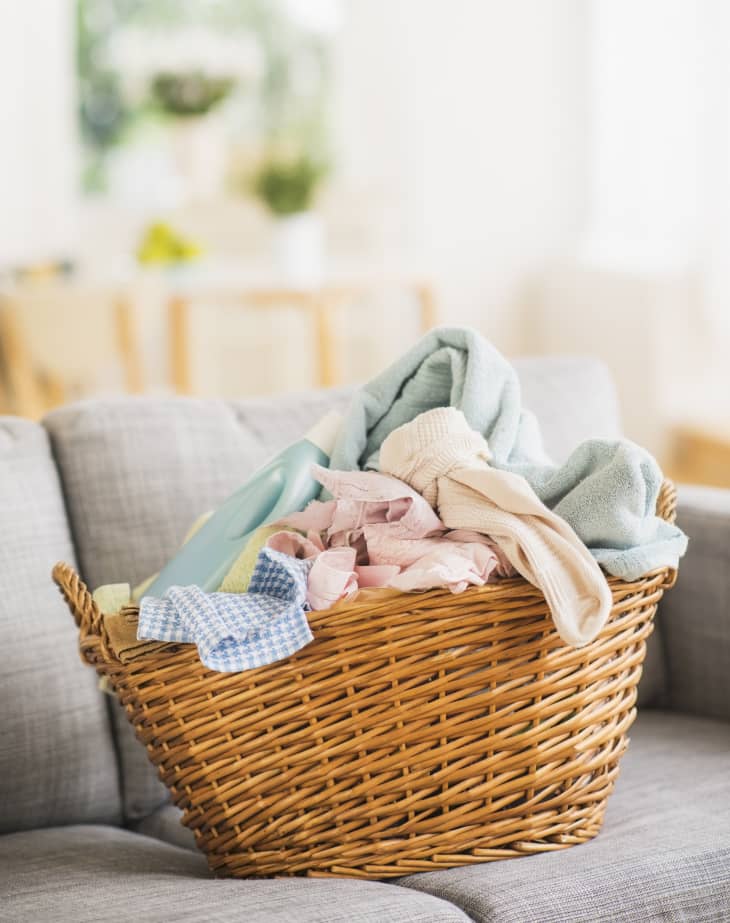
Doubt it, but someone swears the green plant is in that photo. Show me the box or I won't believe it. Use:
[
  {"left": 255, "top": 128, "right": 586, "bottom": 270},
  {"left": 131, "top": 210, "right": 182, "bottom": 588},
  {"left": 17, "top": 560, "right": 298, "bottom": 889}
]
[
  {"left": 150, "top": 71, "right": 235, "bottom": 118},
  {"left": 251, "top": 154, "right": 327, "bottom": 216}
]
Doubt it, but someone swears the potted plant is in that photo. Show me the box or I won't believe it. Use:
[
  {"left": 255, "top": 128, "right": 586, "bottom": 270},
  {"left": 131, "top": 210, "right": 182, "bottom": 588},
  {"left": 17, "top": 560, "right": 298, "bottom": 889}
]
[
  {"left": 252, "top": 152, "right": 328, "bottom": 283},
  {"left": 149, "top": 70, "right": 237, "bottom": 203}
]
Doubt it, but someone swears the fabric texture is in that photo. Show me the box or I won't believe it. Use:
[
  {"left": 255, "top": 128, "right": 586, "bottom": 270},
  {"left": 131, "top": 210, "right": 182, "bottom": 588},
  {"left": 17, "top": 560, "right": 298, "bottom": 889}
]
[
  {"left": 130, "top": 802, "right": 198, "bottom": 852},
  {"left": 283, "top": 464, "right": 509, "bottom": 604},
  {"left": 138, "top": 549, "right": 314, "bottom": 671},
  {"left": 327, "top": 326, "right": 687, "bottom": 580},
  {"left": 398, "top": 710, "right": 730, "bottom": 922},
  {"left": 380, "top": 408, "right": 612, "bottom": 647},
  {"left": 110, "top": 705, "right": 168, "bottom": 821},
  {"left": 0, "top": 418, "right": 121, "bottom": 834},
  {"left": 659, "top": 485, "right": 730, "bottom": 723},
  {"left": 92, "top": 584, "right": 168, "bottom": 662},
  {"left": 0, "top": 826, "right": 472, "bottom": 923},
  {"left": 219, "top": 523, "right": 285, "bottom": 593},
  {"left": 105, "top": 607, "right": 169, "bottom": 663}
]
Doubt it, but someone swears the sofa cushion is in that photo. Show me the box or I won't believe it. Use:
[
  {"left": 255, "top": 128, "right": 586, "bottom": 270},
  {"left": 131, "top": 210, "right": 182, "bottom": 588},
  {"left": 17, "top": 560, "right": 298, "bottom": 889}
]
[
  {"left": 659, "top": 485, "right": 730, "bottom": 722},
  {"left": 0, "top": 825, "right": 471, "bottom": 923},
  {"left": 131, "top": 802, "right": 197, "bottom": 852},
  {"left": 0, "top": 418, "right": 121, "bottom": 833},
  {"left": 515, "top": 356, "right": 621, "bottom": 462},
  {"left": 397, "top": 710, "right": 730, "bottom": 922}
]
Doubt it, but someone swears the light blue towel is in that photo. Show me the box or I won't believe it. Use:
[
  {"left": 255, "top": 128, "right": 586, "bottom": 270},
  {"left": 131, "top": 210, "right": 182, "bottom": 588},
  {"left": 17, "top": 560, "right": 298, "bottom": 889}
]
[{"left": 328, "top": 326, "right": 687, "bottom": 580}]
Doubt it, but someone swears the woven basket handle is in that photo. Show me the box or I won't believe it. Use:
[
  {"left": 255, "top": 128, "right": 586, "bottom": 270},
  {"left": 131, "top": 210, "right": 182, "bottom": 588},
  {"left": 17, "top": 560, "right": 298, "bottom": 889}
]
[
  {"left": 52, "top": 562, "right": 111, "bottom": 665},
  {"left": 656, "top": 479, "right": 679, "bottom": 589},
  {"left": 657, "top": 479, "right": 677, "bottom": 525}
]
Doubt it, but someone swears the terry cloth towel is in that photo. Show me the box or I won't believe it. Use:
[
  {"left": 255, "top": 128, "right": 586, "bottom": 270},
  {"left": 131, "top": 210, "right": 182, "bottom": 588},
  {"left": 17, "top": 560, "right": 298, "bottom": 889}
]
[
  {"left": 326, "top": 325, "right": 687, "bottom": 580},
  {"left": 281, "top": 465, "right": 510, "bottom": 602},
  {"left": 138, "top": 548, "right": 314, "bottom": 672},
  {"left": 106, "top": 607, "right": 170, "bottom": 663},
  {"left": 92, "top": 584, "right": 168, "bottom": 663},
  {"left": 380, "top": 407, "right": 613, "bottom": 647}
]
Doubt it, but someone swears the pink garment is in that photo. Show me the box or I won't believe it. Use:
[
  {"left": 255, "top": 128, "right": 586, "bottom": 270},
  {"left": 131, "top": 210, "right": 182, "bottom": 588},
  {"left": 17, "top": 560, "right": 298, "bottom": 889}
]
[
  {"left": 307, "top": 547, "right": 359, "bottom": 611},
  {"left": 285, "top": 465, "right": 444, "bottom": 542},
  {"left": 266, "top": 530, "right": 324, "bottom": 559},
  {"left": 278, "top": 464, "right": 506, "bottom": 609}
]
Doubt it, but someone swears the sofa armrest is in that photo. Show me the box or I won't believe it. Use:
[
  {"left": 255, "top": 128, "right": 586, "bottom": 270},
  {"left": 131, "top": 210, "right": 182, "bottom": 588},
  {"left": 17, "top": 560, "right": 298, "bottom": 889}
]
[{"left": 659, "top": 485, "right": 730, "bottom": 722}]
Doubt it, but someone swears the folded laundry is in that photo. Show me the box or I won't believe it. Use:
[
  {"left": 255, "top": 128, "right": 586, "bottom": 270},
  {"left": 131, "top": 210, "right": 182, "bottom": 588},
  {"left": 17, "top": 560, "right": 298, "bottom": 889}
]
[
  {"left": 326, "top": 325, "right": 687, "bottom": 580},
  {"left": 105, "top": 607, "right": 169, "bottom": 663},
  {"left": 138, "top": 548, "right": 314, "bottom": 672},
  {"left": 380, "top": 407, "right": 613, "bottom": 647},
  {"left": 92, "top": 583, "right": 169, "bottom": 662}
]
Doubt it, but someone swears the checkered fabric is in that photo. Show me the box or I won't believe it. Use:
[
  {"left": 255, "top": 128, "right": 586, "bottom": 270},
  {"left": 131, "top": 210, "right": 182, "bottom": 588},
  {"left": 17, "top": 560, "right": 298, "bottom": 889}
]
[{"left": 138, "top": 548, "right": 314, "bottom": 672}]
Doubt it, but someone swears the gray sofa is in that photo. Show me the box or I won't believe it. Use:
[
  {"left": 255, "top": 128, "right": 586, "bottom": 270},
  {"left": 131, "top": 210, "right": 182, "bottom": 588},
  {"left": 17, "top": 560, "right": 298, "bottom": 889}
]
[{"left": 1, "top": 357, "right": 728, "bottom": 923}]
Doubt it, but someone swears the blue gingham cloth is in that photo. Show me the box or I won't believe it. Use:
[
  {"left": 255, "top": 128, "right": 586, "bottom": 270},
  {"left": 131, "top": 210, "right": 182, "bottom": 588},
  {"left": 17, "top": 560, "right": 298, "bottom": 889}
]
[{"left": 138, "top": 548, "right": 314, "bottom": 672}]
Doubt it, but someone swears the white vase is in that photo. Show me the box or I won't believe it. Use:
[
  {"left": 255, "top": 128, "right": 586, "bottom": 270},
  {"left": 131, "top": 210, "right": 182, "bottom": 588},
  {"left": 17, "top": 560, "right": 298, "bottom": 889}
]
[{"left": 271, "top": 212, "right": 325, "bottom": 285}]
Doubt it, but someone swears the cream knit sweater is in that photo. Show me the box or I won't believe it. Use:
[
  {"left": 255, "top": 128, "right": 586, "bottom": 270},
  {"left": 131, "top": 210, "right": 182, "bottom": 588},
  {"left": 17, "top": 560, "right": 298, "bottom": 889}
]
[{"left": 379, "top": 407, "right": 612, "bottom": 647}]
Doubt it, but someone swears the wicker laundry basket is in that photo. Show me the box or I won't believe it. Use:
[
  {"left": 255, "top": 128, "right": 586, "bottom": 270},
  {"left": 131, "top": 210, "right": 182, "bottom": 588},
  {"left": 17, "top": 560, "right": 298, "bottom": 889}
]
[{"left": 53, "top": 481, "right": 678, "bottom": 880}]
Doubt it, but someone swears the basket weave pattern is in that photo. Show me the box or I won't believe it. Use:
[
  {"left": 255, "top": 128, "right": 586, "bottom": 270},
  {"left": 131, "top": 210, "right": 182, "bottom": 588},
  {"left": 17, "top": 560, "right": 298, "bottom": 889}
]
[{"left": 54, "top": 482, "right": 677, "bottom": 879}]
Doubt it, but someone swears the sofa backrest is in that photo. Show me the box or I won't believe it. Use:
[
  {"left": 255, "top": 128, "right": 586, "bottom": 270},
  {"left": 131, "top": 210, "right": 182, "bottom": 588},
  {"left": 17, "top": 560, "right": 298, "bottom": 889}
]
[
  {"left": 0, "top": 419, "right": 121, "bottom": 833},
  {"left": 43, "top": 356, "right": 629, "bottom": 823},
  {"left": 45, "top": 387, "right": 354, "bottom": 819}
]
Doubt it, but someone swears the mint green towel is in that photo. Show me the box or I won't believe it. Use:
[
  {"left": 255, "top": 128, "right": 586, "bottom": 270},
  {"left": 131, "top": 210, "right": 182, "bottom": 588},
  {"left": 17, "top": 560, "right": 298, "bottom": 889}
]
[{"left": 327, "top": 326, "right": 687, "bottom": 580}]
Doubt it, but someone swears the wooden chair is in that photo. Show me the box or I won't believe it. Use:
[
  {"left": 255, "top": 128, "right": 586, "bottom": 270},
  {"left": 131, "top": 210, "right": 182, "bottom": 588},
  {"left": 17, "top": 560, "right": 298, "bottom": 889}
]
[
  {"left": 0, "top": 284, "right": 143, "bottom": 419},
  {"left": 168, "top": 281, "right": 437, "bottom": 395}
]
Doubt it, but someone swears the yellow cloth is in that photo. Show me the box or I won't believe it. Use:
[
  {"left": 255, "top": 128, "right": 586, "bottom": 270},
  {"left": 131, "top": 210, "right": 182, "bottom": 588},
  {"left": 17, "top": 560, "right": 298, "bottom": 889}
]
[
  {"left": 92, "top": 583, "right": 131, "bottom": 616},
  {"left": 219, "top": 524, "right": 286, "bottom": 593}
]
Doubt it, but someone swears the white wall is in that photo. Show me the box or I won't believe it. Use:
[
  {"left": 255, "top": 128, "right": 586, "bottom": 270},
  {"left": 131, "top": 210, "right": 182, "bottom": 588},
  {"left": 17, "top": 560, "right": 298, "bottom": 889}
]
[
  {"left": 0, "top": 1, "right": 77, "bottom": 267},
  {"left": 334, "top": 0, "right": 590, "bottom": 352}
]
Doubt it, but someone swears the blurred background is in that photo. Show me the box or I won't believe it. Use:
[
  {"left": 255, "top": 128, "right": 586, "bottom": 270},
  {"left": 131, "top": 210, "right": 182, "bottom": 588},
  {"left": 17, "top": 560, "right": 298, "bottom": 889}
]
[{"left": 1, "top": 0, "right": 729, "bottom": 485}]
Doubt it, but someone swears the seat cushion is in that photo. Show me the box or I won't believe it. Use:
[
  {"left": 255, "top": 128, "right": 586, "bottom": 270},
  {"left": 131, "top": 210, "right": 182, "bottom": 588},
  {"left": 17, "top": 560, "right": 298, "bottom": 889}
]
[
  {"left": 130, "top": 802, "right": 197, "bottom": 852},
  {"left": 659, "top": 485, "right": 730, "bottom": 722},
  {"left": 0, "top": 825, "right": 471, "bottom": 923},
  {"left": 397, "top": 710, "right": 730, "bottom": 922},
  {"left": 0, "top": 418, "right": 121, "bottom": 833}
]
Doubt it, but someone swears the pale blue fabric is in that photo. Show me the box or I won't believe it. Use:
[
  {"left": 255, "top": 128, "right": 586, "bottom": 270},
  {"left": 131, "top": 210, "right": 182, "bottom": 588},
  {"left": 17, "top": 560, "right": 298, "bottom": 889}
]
[
  {"left": 138, "top": 548, "right": 314, "bottom": 672},
  {"left": 328, "top": 326, "right": 687, "bottom": 580}
]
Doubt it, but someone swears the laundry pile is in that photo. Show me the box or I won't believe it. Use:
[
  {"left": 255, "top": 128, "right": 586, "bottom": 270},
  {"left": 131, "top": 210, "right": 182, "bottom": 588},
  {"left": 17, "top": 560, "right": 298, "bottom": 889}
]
[{"left": 93, "top": 327, "right": 688, "bottom": 672}]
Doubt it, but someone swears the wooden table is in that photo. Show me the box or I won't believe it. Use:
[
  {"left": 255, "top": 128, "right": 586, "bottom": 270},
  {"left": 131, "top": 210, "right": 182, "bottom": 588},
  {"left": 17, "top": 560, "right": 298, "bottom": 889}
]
[
  {"left": 667, "top": 424, "right": 730, "bottom": 488},
  {"left": 0, "top": 284, "right": 142, "bottom": 419},
  {"left": 0, "top": 270, "right": 437, "bottom": 416},
  {"left": 166, "top": 276, "right": 437, "bottom": 394}
]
